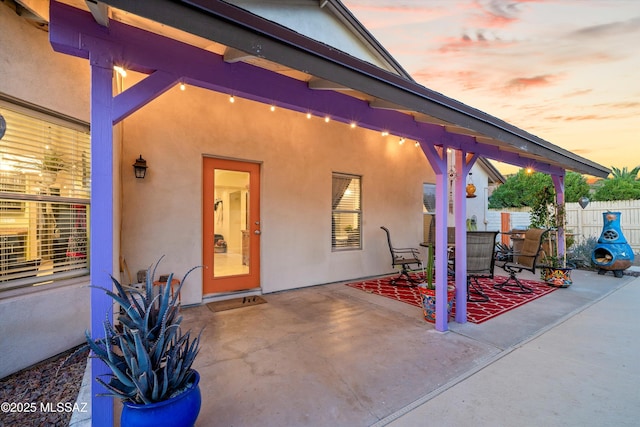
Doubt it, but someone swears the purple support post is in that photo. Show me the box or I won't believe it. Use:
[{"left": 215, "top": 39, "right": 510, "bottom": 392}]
[
  {"left": 552, "top": 173, "right": 566, "bottom": 259},
  {"left": 453, "top": 150, "right": 478, "bottom": 323},
  {"left": 89, "top": 57, "right": 115, "bottom": 427},
  {"left": 454, "top": 151, "right": 467, "bottom": 322},
  {"left": 420, "top": 142, "right": 449, "bottom": 332}
]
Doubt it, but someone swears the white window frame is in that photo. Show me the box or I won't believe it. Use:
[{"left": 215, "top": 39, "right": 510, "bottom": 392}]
[
  {"left": 332, "top": 172, "right": 362, "bottom": 251},
  {"left": 0, "top": 98, "right": 90, "bottom": 292}
]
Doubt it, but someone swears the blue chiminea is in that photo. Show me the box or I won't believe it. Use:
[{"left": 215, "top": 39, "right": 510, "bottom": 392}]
[{"left": 592, "top": 212, "right": 634, "bottom": 278}]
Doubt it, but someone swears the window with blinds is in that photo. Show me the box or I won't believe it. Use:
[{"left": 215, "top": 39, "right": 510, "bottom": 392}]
[
  {"left": 332, "top": 173, "right": 361, "bottom": 250},
  {"left": 0, "top": 102, "right": 90, "bottom": 292}
]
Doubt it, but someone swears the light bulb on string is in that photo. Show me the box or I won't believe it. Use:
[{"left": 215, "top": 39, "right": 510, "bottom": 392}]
[{"left": 113, "top": 66, "right": 127, "bottom": 78}]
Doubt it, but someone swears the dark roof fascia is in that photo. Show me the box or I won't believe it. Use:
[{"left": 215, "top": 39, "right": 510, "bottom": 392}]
[{"left": 97, "top": 0, "right": 609, "bottom": 178}]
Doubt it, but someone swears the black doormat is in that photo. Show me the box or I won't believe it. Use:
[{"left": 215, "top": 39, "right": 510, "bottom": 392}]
[{"left": 206, "top": 296, "right": 267, "bottom": 312}]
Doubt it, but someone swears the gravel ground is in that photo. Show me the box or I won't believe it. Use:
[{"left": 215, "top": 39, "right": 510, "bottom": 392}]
[{"left": 0, "top": 346, "right": 89, "bottom": 427}]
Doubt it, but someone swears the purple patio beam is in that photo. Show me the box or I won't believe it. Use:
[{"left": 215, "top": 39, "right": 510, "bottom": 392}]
[
  {"left": 48, "top": 2, "right": 566, "bottom": 175},
  {"left": 113, "top": 70, "right": 179, "bottom": 124}
]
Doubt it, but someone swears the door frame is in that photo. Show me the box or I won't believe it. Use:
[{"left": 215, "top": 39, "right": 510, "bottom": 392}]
[{"left": 202, "top": 156, "right": 261, "bottom": 295}]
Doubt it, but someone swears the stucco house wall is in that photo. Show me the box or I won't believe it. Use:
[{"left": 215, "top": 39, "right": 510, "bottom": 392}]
[
  {"left": 0, "top": 4, "right": 91, "bottom": 378},
  {"left": 0, "top": 0, "right": 435, "bottom": 377},
  {"left": 120, "top": 84, "right": 434, "bottom": 303}
]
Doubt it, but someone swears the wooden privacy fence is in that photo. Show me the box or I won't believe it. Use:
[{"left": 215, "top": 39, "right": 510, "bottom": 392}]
[
  {"left": 487, "top": 200, "right": 640, "bottom": 253},
  {"left": 565, "top": 200, "right": 640, "bottom": 252}
]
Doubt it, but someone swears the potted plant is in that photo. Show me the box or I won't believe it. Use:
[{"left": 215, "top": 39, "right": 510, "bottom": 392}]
[
  {"left": 539, "top": 253, "right": 573, "bottom": 287},
  {"left": 418, "top": 244, "right": 455, "bottom": 323},
  {"left": 530, "top": 186, "right": 573, "bottom": 287},
  {"left": 86, "top": 260, "right": 202, "bottom": 427}
]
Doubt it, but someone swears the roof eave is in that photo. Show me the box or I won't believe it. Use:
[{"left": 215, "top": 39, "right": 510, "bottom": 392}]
[{"left": 95, "top": 0, "right": 610, "bottom": 178}]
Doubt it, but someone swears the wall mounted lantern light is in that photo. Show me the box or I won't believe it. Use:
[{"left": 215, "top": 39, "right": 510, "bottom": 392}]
[{"left": 133, "top": 155, "right": 148, "bottom": 179}]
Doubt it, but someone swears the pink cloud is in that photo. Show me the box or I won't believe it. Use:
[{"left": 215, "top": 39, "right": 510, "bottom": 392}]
[
  {"left": 413, "top": 68, "right": 484, "bottom": 92},
  {"left": 564, "top": 89, "right": 593, "bottom": 98},
  {"left": 466, "top": 0, "right": 546, "bottom": 29},
  {"left": 562, "top": 114, "right": 604, "bottom": 122},
  {"left": 506, "top": 74, "right": 556, "bottom": 90},
  {"left": 437, "top": 35, "right": 478, "bottom": 53},
  {"left": 436, "top": 33, "right": 518, "bottom": 54}
]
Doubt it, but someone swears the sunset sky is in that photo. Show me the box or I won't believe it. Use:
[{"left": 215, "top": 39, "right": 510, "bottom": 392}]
[{"left": 342, "top": 0, "right": 640, "bottom": 176}]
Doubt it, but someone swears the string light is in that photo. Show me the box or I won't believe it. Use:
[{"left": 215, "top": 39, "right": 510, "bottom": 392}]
[
  {"left": 350, "top": 122, "right": 357, "bottom": 129},
  {"left": 229, "top": 95, "right": 235, "bottom": 103},
  {"left": 113, "top": 66, "right": 127, "bottom": 78},
  {"left": 180, "top": 83, "right": 186, "bottom": 91},
  {"left": 270, "top": 105, "right": 276, "bottom": 112},
  {"left": 381, "top": 130, "right": 389, "bottom": 137},
  {"left": 526, "top": 167, "right": 534, "bottom": 174},
  {"left": 306, "top": 112, "right": 312, "bottom": 119},
  {"left": 324, "top": 116, "right": 330, "bottom": 123},
  {"left": 415, "top": 141, "right": 420, "bottom": 147},
  {"left": 399, "top": 138, "right": 405, "bottom": 145}
]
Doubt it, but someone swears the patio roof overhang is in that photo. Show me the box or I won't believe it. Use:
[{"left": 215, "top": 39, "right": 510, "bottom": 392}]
[
  {"left": 47, "top": 0, "right": 603, "bottom": 339},
  {"left": 42, "top": 2, "right": 611, "bottom": 421},
  {"left": 53, "top": 0, "right": 609, "bottom": 178},
  {"left": 43, "top": 4, "right": 609, "bottom": 421}
]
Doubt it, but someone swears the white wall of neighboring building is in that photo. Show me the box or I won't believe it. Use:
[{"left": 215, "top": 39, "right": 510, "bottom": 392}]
[
  {"left": 436, "top": 162, "right": 499, "bottom": 231},
  {"left": 465, "top": 163, "right": 497, "bottom": 231}
]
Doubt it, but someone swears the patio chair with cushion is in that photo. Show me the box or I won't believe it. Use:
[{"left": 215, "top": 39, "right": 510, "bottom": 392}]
[
  {"left": 466, "top": 231, "right": 499, "bottom": 302},
  {"left": 495, "top": 228, "right": 548, "bottom": 294},
  {"left": 380, "top": 226, "right": 423, "bottom": 286}
]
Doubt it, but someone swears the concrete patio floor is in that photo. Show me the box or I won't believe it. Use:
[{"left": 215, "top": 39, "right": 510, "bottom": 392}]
[
  {"left": 178, "top": 269, "right": 639, "bottom": 427},
  {"left": 71, "top": 268, "right": 638, "bottom": 426}
]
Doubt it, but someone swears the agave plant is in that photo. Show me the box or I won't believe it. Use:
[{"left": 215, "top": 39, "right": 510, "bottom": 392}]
[{"left": 86, "top": 260, "right": 202, "bottom": 404}]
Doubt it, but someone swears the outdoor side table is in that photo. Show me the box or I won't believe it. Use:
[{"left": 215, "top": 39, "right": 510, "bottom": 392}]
[{"left": 153, "top": 278, "right": 181, "bottom": 303}]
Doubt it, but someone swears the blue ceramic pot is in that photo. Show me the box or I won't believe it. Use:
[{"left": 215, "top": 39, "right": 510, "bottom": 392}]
[{"left": 121, "top": 370, "right": 201, "bottom": 427}]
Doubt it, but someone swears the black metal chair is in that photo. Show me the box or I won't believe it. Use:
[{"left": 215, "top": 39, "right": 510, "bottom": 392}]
[
  {"left": 466, "top": 231, "right": 499, "bottom": 302},
  {"left": 380, "top": 226, "right": 423, "bottom": 286},
  {"left": 495, "top": 228, "right": 548, "bottom": 294}
]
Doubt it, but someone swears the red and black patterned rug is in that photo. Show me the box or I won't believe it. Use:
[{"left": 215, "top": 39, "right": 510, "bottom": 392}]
[{"left": 346, "top": 274, "right": 558, "bottom": 324}]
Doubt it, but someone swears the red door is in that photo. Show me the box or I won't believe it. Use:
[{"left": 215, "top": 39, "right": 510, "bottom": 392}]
[{"left": 203, "top": 157, "right": 260, "bottom": 294}]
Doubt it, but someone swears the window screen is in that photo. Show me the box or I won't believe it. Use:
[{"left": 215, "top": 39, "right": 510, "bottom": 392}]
[
  {"left": 332, "top": 173, "right": 361, "bottom": 250},
  {"left": 423, "top": 183, "right": 436, "bottom": 212},
  {"left": 0, "top": 103, "right": 90, "bottom": 291}
]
